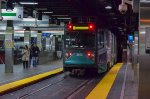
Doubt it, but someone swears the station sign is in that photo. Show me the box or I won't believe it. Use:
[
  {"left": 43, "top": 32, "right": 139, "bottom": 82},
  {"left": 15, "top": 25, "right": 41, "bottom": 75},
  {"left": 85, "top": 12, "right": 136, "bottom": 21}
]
[
  {"left": 2, "top": 7, "right": 23, "bottom": 20},
  {"left": 128, "top": 35, "right": 134, "bottom": 43},
  {"left": 42, "top": 33, "right": 51, "bottom": 37}
]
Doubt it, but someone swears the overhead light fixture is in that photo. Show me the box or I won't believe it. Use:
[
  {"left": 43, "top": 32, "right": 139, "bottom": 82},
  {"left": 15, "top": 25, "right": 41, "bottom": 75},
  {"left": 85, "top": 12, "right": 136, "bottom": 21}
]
[
  {"left": 43, "top": 11, "right": 53, "bottom": 14},
  {"left": 141, "top": 0, "right": 150, "bottom": 3},
  {"left": 57, "top": 17, "right": 71, "bottom": 20},
  {"left": 140, "top": 31, "right": 145, "bottom": 34},
  {"left": 118, "top": 27, "right": 122, "bottom": 29},
  {"left": 35, "top": 8, "right": 47, "bottom": 10},
  {"left": 6, "top": 0, "right": 14, "bottom": 12},
  {"left": 20, "top": 2, "right": 38, "bottom": 5},
  {"left": 52, "top": 15, "right": 68, "bottom": 17},
  {"left": 112, "top": 17, "right": 117, "bottom": 19},
  {"left": 105, "top": 6, "right": 112, "bottom": 9}
]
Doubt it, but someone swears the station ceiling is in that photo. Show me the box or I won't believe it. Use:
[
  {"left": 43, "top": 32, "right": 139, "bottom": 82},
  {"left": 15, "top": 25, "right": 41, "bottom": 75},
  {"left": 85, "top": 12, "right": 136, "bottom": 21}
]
[{"left": 11, "top": 0, "right": 138, "bottom": 33}]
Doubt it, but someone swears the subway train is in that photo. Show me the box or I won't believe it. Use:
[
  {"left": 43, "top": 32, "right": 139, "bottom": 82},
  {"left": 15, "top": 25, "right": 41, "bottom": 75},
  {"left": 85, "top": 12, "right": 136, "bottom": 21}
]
[{"left": 63, "top": 23, "right": 117, "bottom": 74}]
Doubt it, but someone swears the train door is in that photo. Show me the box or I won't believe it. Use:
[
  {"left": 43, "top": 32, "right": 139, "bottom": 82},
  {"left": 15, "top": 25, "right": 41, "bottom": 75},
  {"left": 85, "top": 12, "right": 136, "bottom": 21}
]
[
  {"left": 106, "top": 31, "right": 112, "bottom": 68},
  {"left": 111, "top": 33, "right": 117, "bottom": 65},
  {"left": 97, "top": 30, "right": 107, "bottom": 73}
]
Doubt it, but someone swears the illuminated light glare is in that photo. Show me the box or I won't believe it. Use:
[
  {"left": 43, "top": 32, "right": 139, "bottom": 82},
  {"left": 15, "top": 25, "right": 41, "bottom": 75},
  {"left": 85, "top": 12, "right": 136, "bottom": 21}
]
[
  {"left": 20, "top": 2, "right": 38, "bottom": 5},
  {"left": 105, "top": 6, "right": 112, "bottom": 9},
  {"left": 118, "top": 27, "right": 122, "bottom": 30},
  {"left": 87, "top": 53, "right": 91, "bottom": 57},
  {"left": 52, "top": 15, "right": 68, "bottom": 17},
  {"left": 57, "top": 17, "right": 71, "bottom": 20},
  {"left": 112, "top": 17, "right": 117, "bottom": 19},
  {"left": 6, "top": 9, "right": 13, "bottom": 12},
  {"left": 43, "top": 11, "right": 53, "bottom": 14},
  {"left": 141, "top": 0, "right": 150, "bottom": 3},
  {"left": 89, "top": 25, "right": 93, "bottom": 29},
  {"left": 69, "top": 52, "right": 72, "bottom": 56},
  {"left": 69, "top": 25, "right": 72, "bottom": 28},
  {"left": 140, "top": 19, "right": 150, "bottom": 23},
  {"left": 68, "top": 24, "right": 73, "bottom": 30},
  {"left": 88, "top": 24, "right": 95, "bottom": 30},
  {"left": 87, "top": 52, "right": 92, "bottom": 57},
  {"left": 140, "top": 31, "right": 145, "bottom": 34}
]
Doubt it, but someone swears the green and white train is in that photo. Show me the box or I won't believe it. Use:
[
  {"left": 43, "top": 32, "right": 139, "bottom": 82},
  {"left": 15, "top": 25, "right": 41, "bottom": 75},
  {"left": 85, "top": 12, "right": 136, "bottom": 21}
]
[{"left": 63, "top": 23, "right": 117, "bottom": 74}]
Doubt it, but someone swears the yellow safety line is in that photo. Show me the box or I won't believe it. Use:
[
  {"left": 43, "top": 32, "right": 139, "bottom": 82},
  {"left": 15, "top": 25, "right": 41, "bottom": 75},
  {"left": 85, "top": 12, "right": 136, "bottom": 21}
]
[
  {"left": 0, "top": 68, "right": 63, "bottom": 94},
  {"left": 86, "top": 63, "right": 123, "bottom": 99}
]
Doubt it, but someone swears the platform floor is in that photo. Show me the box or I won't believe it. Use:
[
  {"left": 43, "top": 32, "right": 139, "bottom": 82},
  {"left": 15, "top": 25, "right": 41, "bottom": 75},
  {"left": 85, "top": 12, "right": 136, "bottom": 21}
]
[
  {"left": 0, "top": 60, "right": 63, "bottom": 86},
  {"left": 107, "top": 63, "right": 138, "bottom": 99},
  {"left": 86, "top": 63, "right": 138, "bottom": 99},
  {"left": 0, "top": 62, "right": 138, "bottom": 99}
]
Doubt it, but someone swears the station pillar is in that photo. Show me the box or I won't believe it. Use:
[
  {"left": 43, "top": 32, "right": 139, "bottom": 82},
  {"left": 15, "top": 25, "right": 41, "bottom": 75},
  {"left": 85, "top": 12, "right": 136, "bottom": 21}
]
[
  {"left": 5, "top": 20, "right": 14, "bottom": 73},
  {"left": 37, "top": 31, "right": 42, "bottom": 50},
  {"left": 24, "top": 27, "right": 31, "bottom": 47},
  {"left": 46, "top": 35, "right": 50, "bottom": 51}
]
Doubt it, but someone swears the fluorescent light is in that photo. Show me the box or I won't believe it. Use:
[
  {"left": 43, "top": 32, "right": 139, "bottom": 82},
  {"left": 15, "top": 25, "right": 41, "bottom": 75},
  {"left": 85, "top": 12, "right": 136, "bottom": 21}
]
[
  {"left": 141, "top": 0, "right": 150, "bottom": 3},
  {"left": 105, "top": 6, "right": 112, "bottom": 9},
  {"left": 112, "top": 17, "right": 117, "bottom": 19},
  {"left": 20, "top": 2, "right": 38, "bottom": 5},
  {"left": 118, "top": 27, "right": 122, "bottom": 29},
  {"left": 43, "top": 11, "right": 53, "bottom": 14},
  {"left": 140, "top": 31, "right": 145, "bottom": 34},
  {"left": 23, "top": 18, "right": 38, "bottom": 21},
  {"left": 6, "top": 9, "right": 13, "bottom": 12},
  {"left": 57, "top": 17, "right": 71, "bottom": 20},
  {"left": 52, "top": 15, "right": 68, "bottom": 17}
]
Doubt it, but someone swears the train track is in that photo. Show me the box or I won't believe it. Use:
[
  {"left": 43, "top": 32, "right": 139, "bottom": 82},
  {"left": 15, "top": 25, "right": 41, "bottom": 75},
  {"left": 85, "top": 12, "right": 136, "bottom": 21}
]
[
  {"left": 65, "top": 79, "right": 94, "bottom": 99},
  {"left": 1, "top": 71, "right": 98, "bottom": 99},
  {"left": 17, "top": 72, "right": 70, "bottom": 99}
]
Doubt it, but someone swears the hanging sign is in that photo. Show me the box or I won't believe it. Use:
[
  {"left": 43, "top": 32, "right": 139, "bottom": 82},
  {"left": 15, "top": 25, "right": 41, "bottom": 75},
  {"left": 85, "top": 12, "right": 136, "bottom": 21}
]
[{"left": 2, "top": 7, "right": 23, "bottom": 20}]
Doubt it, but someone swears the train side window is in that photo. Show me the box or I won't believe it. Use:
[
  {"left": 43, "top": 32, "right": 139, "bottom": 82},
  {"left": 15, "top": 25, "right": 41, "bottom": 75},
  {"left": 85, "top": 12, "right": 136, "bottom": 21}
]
[{"left": 98, "top": 32, "right": 104, "bottom": 49}]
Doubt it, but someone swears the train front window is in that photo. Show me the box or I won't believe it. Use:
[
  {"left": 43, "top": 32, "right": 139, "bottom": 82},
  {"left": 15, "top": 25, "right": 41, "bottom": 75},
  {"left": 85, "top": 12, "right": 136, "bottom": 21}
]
[{"left": 65, "top": 31, "right": 95, "bottom": 48}]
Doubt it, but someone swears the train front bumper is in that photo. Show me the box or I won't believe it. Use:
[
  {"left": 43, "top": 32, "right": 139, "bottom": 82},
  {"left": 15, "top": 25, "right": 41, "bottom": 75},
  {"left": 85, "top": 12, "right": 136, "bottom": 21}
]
[{"left": 63, "top": 64, "right": 97, "bottom": 71}]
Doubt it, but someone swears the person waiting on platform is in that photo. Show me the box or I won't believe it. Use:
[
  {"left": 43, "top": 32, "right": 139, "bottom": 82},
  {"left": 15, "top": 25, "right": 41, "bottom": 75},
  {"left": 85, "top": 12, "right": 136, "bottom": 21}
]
[
  {"left": 22, "top": 45, "right": 30, "bottom": 69},
  {"left": 32, "top": 44, "right": 40, "bottom": 67},
  {"left": 29, "top": 44, "right": 34, "bottom": 67}
]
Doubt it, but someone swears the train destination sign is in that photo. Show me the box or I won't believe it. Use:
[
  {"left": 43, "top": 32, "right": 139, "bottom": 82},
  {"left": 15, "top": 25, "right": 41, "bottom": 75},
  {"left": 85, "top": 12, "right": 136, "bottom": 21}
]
[
  {"left": 73, "top": 26, "right": 89, "bottom": 30},
  {"left": 68, "top": 24, "right": 95, "bottom": 31}
]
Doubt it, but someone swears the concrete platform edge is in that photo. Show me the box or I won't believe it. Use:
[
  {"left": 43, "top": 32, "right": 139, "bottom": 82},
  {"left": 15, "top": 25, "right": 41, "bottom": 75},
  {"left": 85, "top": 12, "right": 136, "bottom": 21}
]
[{"left": 0, "top": 68, "right": 63, "bottom": 95}]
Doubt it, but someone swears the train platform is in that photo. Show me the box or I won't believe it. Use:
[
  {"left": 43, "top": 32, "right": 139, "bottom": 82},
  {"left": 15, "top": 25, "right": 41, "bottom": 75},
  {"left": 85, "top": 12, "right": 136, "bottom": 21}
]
[
  {"left": 86, "top": 63, "right": 138, "bottom": 99},
  {"left": 0, "top": 60, "right": 63, "bottom": 94},
  {"left": 0, "top": 62, "right": 138, "bottom": 99}
]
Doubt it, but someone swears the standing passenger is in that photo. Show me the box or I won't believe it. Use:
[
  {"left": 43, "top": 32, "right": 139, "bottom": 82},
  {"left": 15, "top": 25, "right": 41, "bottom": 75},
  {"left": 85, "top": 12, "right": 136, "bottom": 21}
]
[
  {"left": 29, "top": 44, "right": 34, "bottom": 67},
  {"left": 32, "top": 44, "right": 40, "bottom": 67},
  {"left": 22, "top": 45, "right": 30, "bottom": 69}
]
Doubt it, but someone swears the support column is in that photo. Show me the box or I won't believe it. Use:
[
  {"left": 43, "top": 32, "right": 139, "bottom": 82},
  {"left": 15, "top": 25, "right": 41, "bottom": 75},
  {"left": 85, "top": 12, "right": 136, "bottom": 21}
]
[
  {"left": 139, "top": 1, "right": 150, "bottom": 98},
  {"left": 24, "top": 27, "right": 31, "bottom": 46},
  {"left": 5, "top": 20, "right": 14, "bottom": 73},
  {"left": 37, "top": 31, "right": 42, "bottom": 50},
  {"left": 46, "top": 35, "right": 50, "bottom": 52}
]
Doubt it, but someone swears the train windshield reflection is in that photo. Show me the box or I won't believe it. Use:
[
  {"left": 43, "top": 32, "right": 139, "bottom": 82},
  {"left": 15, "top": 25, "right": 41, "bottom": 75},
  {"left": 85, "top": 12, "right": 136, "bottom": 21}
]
[{"left": 65, "top": 31, "right": 95, "bottom": 48}]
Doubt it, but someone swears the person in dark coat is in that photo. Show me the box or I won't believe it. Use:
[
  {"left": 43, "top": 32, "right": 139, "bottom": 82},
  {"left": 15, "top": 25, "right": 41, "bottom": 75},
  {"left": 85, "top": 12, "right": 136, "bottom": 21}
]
[
  {"left": 29, "top": 44, "right": 34, "bottom": 67},
  {"left": 32, "top": 44, "right": 40, "bottom": 67}
]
